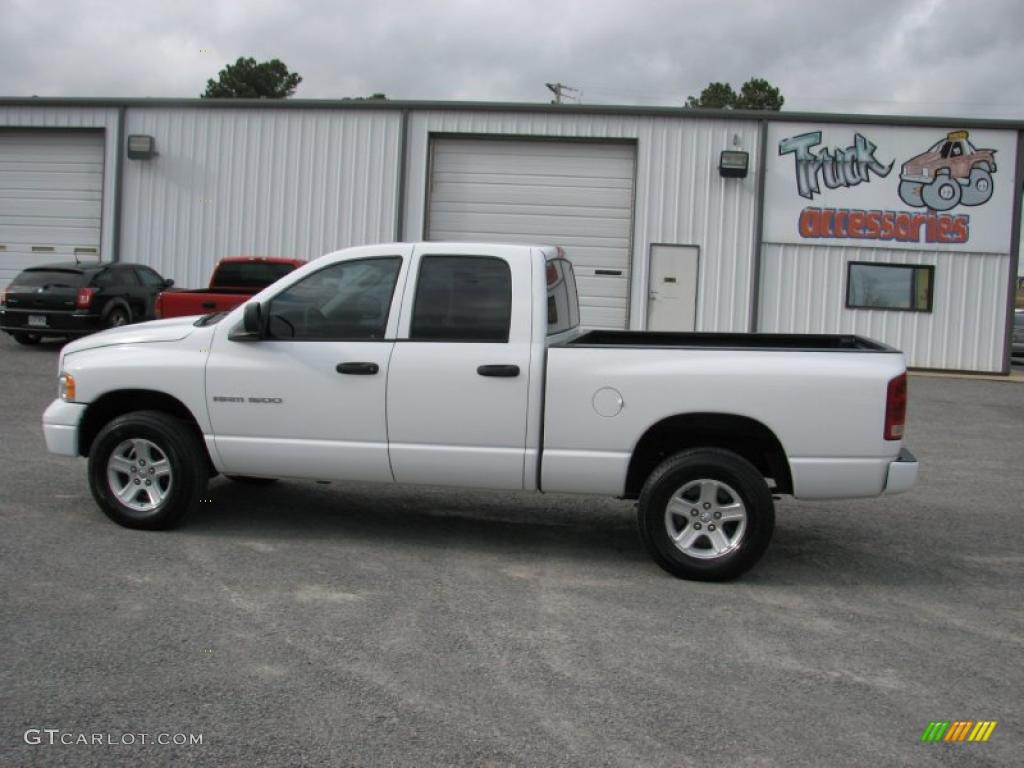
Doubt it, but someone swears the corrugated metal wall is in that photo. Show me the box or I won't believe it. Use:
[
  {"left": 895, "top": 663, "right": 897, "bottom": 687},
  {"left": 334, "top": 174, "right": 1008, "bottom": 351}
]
[
  {"left": 403, "top": 111, "right": 761, "bottom": 332},
  {"left": 0, "top": 106, "right": 120, "bottom": 263},
  {"left": 758, "top": 243, "right": 1010, "bottom": 371},
  {"left": 120, "top": 108, "right": 402, "bottom": 288}
]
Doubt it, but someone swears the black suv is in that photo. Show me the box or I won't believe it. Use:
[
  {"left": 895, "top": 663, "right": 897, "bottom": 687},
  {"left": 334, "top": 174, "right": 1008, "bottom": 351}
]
[{"left": 0, "top": 262, "right": 173, "bottom": 345}]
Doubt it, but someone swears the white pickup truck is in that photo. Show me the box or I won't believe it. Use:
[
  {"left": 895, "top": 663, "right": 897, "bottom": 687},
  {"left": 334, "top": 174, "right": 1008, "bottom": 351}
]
[{"left": 43, "top": 243, "right": 918, "bottom": 580}]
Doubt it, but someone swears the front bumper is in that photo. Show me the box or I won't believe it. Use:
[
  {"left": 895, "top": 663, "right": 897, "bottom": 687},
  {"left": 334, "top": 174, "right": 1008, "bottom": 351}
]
[
  {"left": 42, "top": 399, "right": 87, "bottom": 456},
  {"left": 883, "top": 447, "right": 918, "bottom": 495}
]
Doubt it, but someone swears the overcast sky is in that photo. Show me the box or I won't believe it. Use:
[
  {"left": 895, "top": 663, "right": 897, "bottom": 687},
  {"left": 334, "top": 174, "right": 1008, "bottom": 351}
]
[{"left": 2, "top": 0, "right": 1021, "bottom": 119}]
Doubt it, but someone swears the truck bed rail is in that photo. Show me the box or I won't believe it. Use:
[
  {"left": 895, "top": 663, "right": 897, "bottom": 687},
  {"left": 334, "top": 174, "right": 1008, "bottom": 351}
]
[{"left": 557, "top": 330, "right": 896, "bottom": 352}]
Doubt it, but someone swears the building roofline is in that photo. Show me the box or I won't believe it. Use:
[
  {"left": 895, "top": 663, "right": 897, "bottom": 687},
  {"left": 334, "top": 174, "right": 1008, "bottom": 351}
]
[{"left": 2, "top": 96, "right": 1023, "bottom": 131}]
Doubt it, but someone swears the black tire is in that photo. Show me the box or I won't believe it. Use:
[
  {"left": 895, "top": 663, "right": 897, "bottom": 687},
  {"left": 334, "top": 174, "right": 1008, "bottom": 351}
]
[
  {"left": 637, "top": 448, "right": 774, "bottom": 581},
  {"left": 225, "top": 475, "right": 278, "bottom": 485},
  {"left": 105, "top": 305, "right": 131, "bottom": 329},
  {"left": 88, "top": 410, "right": 207, "bottom": 530},
  {"left": 12, "top": 331, "right": 42, "bottom": 345}
]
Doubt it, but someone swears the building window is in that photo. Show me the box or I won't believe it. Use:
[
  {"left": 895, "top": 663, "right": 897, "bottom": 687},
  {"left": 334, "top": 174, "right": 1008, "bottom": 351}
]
[{"left": 846, "top": 262, "right": 934, "bottom": 312}]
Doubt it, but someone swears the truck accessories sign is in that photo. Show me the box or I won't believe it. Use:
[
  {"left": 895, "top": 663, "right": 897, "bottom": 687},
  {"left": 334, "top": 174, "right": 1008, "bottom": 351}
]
[{"left": 765, "top": 123, "right": 1016, "bottom": 254}]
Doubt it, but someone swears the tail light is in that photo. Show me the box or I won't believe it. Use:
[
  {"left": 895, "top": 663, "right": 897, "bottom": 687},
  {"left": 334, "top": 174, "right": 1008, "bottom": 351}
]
[
  {"left": 884, "top": 373, "right": 908, "bottom": 441},
  {"left": 76, "top": 287, "right": 97, "bottom": 309},
  {"left": 0, "top": 289, "right": 7, "bottom": 307},
  {"left": 155, "top": 293, "right": 163, "bottom": 318}
]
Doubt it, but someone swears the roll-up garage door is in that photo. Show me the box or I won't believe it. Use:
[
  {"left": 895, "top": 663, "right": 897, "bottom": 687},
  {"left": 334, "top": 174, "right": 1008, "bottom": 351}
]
[
  {"left": 0, "top": 131, "right": 104, "bottom": 287},
  {"left": 427, "top": 138, "right": 636, "bottom": 329}
]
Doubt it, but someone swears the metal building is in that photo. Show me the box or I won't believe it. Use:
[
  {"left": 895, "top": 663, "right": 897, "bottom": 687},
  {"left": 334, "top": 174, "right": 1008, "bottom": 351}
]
[{"left": 1, "top": 98, "right": 1020, "bottom": 372}]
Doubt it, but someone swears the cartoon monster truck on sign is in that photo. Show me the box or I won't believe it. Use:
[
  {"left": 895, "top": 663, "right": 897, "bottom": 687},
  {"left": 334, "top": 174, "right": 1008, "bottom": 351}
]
[{"left": 898, "top": 130, "right": 997, "bottom": 212}]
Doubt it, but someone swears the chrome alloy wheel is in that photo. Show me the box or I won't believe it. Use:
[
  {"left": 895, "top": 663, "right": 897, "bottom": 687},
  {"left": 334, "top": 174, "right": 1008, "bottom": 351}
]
[
  {"left": 106, "top": 438, "right": 173, "bottom": 512},
  {"left": 664, "top": 479, "right": 748, "bottom": 559}
]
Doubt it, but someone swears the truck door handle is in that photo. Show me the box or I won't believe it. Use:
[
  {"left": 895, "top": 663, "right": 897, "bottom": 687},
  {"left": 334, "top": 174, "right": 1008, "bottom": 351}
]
[
  {"left": 336, "top": 362, "right": 379, "bottom": 375},
  {"left": 477, "top": 364, "right": 520, "bottom": 377},
  {"left": 201, "top": 301, "right": 216, "bottom": 309}
]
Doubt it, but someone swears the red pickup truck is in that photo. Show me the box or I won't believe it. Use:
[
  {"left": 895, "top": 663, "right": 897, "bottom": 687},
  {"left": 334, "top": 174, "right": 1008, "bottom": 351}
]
[{"left": 155, "top": 257, "right": 305, "bottom": 318}]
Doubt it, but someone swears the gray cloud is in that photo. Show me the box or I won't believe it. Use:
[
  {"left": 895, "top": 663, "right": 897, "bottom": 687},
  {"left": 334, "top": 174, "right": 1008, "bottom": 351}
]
[{"left": 1, "top": 0, "right": 1021, "bottom": 118}]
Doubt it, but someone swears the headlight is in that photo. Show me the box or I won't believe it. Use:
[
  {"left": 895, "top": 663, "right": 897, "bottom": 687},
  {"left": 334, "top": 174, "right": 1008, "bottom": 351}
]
[{"left": 59, "top": 373, "right": 76, "bottom": 401}]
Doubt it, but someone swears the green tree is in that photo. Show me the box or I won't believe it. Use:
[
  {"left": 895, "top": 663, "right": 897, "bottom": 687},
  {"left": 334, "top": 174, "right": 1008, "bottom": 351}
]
[
  {"left": 202, "top": 57, "right": 302, "bottom": 99},
  {"left": 685, "top": 81, "right": 737, "bottom": 109},
  {"left": 736, "top": 78, "right": 784, "bottom": 110},
  {"left": 685, "top": 77, "right": 784, "bottom": 111}
]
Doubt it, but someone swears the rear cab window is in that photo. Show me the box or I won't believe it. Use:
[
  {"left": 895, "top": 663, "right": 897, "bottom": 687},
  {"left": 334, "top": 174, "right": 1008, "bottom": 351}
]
[{"left": 213, "top": 261, "right": 298, "bottom": 288}]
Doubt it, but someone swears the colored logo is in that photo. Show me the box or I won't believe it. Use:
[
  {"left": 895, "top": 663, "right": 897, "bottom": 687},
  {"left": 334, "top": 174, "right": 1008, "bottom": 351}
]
[
  {"left": 898, "top": 130, "right": 997, "bottom": 212},
  {"left": 920, "top": 720, "right": 997, "bottom": 742}
]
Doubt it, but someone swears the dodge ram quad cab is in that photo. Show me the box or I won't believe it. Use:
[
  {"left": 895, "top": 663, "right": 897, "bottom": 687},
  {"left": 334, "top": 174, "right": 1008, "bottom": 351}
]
[
  {"left": 154, "top": 256, "right": 305, "bottom": 318},
  {"left": 42, "top": 243, "right": 919, "bottom": 581}
]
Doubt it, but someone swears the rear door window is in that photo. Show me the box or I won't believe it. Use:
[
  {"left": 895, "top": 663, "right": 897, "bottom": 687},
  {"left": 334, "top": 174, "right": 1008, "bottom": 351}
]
[
  {"left": 94, "top": 268, "right": 138, "bottom": 288},
  {"left": 409, "top": 256, "right": 512, "bottom": 342},
  {"left": 134, "top": 267, "right": 165, "bottom": 288},
  {"left": 92, "top": 270, "right": 118, "bottom": 288}
]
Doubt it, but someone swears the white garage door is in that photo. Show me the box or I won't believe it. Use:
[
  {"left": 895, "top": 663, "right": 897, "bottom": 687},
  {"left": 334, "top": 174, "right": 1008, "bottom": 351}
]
[
  {"left": 0, "top": 131, "right": 104, "bottom": 287},
  {"left": 427, "top": 138, "right": 636, "bottom": 328}
]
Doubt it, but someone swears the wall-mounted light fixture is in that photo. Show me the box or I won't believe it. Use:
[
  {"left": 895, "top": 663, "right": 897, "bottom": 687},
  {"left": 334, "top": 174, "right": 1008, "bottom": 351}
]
[
  {"left": 126, "top": 134, "right": 157, "bottom": 159},
  {"left": 719, "top": 150, "right": 749, "bottom": 178}
]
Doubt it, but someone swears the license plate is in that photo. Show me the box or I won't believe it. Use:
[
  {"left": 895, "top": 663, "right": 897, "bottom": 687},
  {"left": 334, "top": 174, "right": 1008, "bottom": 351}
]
[{"left": 27, "top": 315, "right": 47, "bottom": 327}]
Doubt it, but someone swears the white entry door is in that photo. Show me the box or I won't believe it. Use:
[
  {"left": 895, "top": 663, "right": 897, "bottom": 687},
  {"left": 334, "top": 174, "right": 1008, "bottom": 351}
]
[{"left": 647, "top": 244, "right": 699, "bottom": 332}]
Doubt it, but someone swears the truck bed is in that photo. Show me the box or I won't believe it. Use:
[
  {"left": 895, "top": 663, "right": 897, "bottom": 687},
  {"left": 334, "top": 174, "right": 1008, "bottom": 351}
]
[{"left": 556, "top": 330, "right": 896, "bottom": 352}]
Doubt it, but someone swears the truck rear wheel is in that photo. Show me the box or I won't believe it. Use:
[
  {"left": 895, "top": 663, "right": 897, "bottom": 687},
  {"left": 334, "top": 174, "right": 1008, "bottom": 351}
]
[
  {"left": 637, "top": 449, "right": 774, "bottom": 581},
  {"left": 88, "top": 410, "right": 207, "bottom": 530}
]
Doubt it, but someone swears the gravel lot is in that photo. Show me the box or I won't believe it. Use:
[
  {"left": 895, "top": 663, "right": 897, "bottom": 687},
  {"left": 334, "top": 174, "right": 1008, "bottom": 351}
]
[{"left": 1, "top": 333, "right": 1021, "bottom": 767}]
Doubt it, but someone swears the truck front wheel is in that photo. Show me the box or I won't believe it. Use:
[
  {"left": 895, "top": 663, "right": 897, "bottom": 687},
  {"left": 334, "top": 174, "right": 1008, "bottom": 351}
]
[
  {"left": 88, "top": 410, "right": 207, "bottom": 530},
  {"left": 637, "top": 449, "right": 774, "bottom": 581}
]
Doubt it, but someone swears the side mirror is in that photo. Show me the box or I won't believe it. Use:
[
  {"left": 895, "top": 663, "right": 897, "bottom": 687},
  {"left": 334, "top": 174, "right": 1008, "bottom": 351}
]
[
  {"left": 163, "top": 278, "right": 175, "bottom": 288},
  {"left": 242, "top": 302, "right": 263, "bottom": 335}
]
